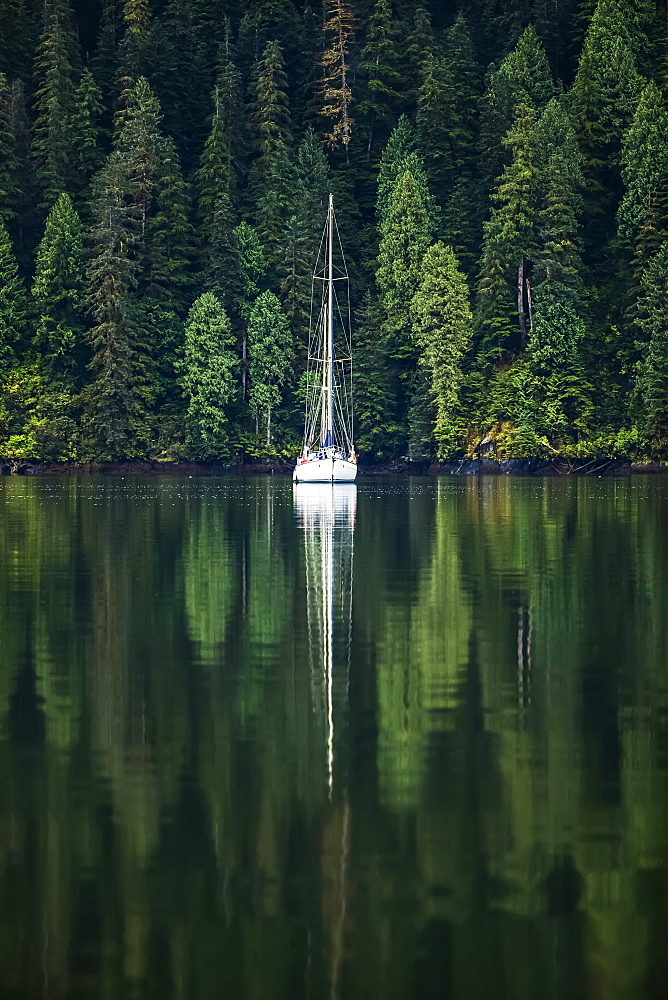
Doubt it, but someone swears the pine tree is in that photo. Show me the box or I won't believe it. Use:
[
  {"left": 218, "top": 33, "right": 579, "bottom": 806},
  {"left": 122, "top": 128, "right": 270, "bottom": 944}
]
[
  {"left": 477, "top": 103, "right": 540, "bottom": 358},
  {"left": 231, "top": 220, "right": 266, "bottom": 397},
  {"left": 155, "top": 0, "right": 208, "bottom": 168},
  {"left": 0, "top": 73, "right": 19, "bottom": 224},
  {"left": 71, "top": 69, "right": 105, "bottom": 194},
  {"left": 248, "top": 40, "right": 293, "bottom": 266},
  {"left": 32, "top": 0, "right": 80, "bottom": 207},
  {"left": 85, "top": 155, "right": 145, "bottom": 458},
  {"left": 5, "top": 79, "right": 37, "bottom": 263},
  {"left": 0, "top": 0, "right": 31, "bottom": 83},
  {"left": 405, "top": 6, "right": 434, "bottom": 106},
  {"left": 183, "top": 292, "right": 236, "bottom": 459},
  {"left": 411, "top": 242, "right": 473, "bottom": 458},
  {"left": 352, "top": 290, "right": 396, "bottom": 458},
  {"left": 247, "top": 290, "right": 292, "bottom": 444},
  {"left": 319, "top": 0, "right": 356, "bottom": 155},
  {"left": 479, "top": 25, "right": 554, "bottom": 188},
  {"left": 197, "top": 50, "right": 242, "bottom": 298},
  {"left": 94, "top": 0, "right": 124, "bottom": 108},
  {"left": 376, "top": 168, "right": 432, "bottom": 369},
  {"left": 636, "top": 241, "right": 668, "bottom": 454},
  {"left": 32, "top": 192, "right": 87, "bottom": 379},
  {"left": 571, "top": 0, "right": 644, "bottom": 224},
  {"left": 357, "top": 0, "right": 401, "bottom": 164},
  {"left": 377, "top": 116, "right": 438, "bottom": 234},
  {"left": 529, "top": 99, "right": 590, "bottom": 442},
  {"left": 279, "top": 128, "right": 330, "bottom": 355},
  {"left": 118, "top": 0, "right": 153, "bottom": 109},
  {"left": 619, "top": 82, "right": 668, "bottom": 269},
  {"left": 0, "top": 217, "right": 27, "bottom": 365}
]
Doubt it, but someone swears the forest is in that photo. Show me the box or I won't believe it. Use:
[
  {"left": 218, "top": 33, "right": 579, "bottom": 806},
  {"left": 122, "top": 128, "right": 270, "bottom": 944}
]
[{"left": 0, "top": 0, "right": 667, "bottom": 464}]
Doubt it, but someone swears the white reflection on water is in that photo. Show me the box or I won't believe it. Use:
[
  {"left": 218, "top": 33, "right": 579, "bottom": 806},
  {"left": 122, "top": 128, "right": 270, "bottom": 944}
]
[{"left": 293, "top": 484, "right": 356, "bottom": 798}]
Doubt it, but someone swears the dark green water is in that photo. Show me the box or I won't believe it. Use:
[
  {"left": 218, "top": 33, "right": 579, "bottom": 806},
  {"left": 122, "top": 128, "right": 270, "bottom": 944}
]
[{"left": 1, "top": 474, "right": 668, "bottom": 1000}]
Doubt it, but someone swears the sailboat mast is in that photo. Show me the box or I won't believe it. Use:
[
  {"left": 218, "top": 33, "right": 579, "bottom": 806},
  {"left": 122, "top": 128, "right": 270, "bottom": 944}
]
[{"left": 326, "top": 193, "right": 334, "bottom": 447}]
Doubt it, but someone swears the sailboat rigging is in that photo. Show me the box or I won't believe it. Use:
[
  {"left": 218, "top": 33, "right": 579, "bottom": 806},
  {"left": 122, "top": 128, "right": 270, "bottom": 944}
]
[{"left": 293, "top": 195, "right": 357, "bottom": 484}]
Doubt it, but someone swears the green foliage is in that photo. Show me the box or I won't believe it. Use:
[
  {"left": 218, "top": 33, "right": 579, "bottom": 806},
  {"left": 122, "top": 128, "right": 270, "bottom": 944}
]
[
  {"left": 248, "top": 40, "right": 293, "bottom": 265},
  {"left": 32, "top": 193, "right": 87, "bottom": 378},
  {"left": 32, "top": 0, "right": 80, "bottom": 207},
  {"left": 0, "top": 217, "right": 27, "bottom": 365},
  {"left": 70, "top": 69, "right": 105, "bottom": 193},
  {"left": 246, "top": 290, "right": 292, "bottom": 445},
  {"left": 84, "top": 156, "right": 146, "bottom": 459},
  {"left": 619, "top": 82, "right": 668, "bottom": 267},
  {"left": 411, "top": 243, "right": 473, "bottom": 457},
  {"left": 636, "top": 242, "right": 668, "bottom": 454},
  {"left": 183, "top": 292, "right": 236, "bottom": 459},
  {"left": 357, "top": 0, "right": 401, "bottom": 161}
]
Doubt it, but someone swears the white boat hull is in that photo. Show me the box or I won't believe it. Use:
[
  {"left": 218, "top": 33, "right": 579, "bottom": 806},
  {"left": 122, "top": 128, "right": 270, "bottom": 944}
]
[{"left": 293, "top": 458, "right": 357, "bottom": 483}]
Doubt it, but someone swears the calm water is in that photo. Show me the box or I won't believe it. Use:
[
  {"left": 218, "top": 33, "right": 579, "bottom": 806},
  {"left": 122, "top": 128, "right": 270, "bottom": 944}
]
[{"left": 1, "top": 474, "right": 668, "bottom": 1000}]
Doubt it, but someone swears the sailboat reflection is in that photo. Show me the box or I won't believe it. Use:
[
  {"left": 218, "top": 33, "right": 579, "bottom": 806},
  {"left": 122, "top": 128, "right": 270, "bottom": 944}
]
[{"left": 294, "top": 483, "right": 356, "bottom": 797}]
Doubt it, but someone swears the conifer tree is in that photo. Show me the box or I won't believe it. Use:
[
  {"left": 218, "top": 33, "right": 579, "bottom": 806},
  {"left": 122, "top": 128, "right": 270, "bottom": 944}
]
[
  {"left": 376, "top": 168, "right": 432, "bottom": 367},
  {"left": 0, "top": 0, "right": 31, "bottom": 83},
  {"left": 411, "top": 242, "right": 472, "bottom": 458},
  {"left": 247, "top": 290, "right": 292, "bottom": 444},
  {"left": 85, "top": 156, "right": 144, "bottom": 458},
  {"left": 197, "top": 51, "right": 242, "bottom": 297},
  {"left": 477, "top": 103, "right": 540, "bottom": 357},
  {"left": 0, "top": 73, "right": 19, "bottom": 224},
  {"left": 319, "top": 0, "right": 356, "bottom": 155},
  {"left": 32, "top": 192, "right": 87, "bottom": 378},
  {"left": 280, "top": 129, "right": 330, "bottom": 355},
  {"left": 5, "top": 78, "right": 37, "bottom": 262},
  {"left": 479, "top": 25, "right": 554, "bottom": 188},
  {"left": 32, "top": 0, "right": 80, "bottom": 206},
  {"left": 571, "top": 0, "right": 644, "bottom": 223},
  {"left": 377, "top": 117, "right": 438, "bottom": 234},
  {"left": 231, "top": 221, "right": 266, "bottom": 396},
  {"left": 94, "top": 0, "right": 124, "bottom": 107},
  {"left": 636, "top": 241, "right": 668, "bottom": 454},
  {"left": 183, "top": 292, "right": 236, "bottom": 459},
  {"left": 155, "top": 0, "right": 208, "bottom": 166},
  {"left": 352, "top": 290, "right": 396, "bottom": 458},
  {"left": 71, "top": 69, "right": 105, "bottom": 194},
  {"left": 405, "top": 6, "right": 434, "bottom": 105},
  {"left": 248, "top": 40, "right": 293, "bottom": 266},
  {"left": 118, "top": 0, "right": 153, "bottom": 108},
  {"left": 358, "top": 0, "right": 400, "bottom": 163},
  {"left": 0, "top": 217, "right": 27, "bottom": 365},
  {"left": 619, "top": 82, "right": 668, "bottom": 269}
]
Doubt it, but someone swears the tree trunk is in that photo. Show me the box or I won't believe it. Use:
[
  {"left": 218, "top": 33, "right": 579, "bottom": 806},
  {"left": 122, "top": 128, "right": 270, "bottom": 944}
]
[
  {"left": 266, "top": 407, "right": 271, "bottom": 446},
  {"left": 517, "top": 260, "right": 526, "bottom": 349},
  {"left": 242, "top": 333, "right": 247, "bottom": 398}
]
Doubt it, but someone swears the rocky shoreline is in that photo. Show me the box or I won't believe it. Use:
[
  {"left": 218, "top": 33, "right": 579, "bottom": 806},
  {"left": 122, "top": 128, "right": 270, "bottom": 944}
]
[{"left": 2, "top": 457, "right": 667, "bottom": 477}]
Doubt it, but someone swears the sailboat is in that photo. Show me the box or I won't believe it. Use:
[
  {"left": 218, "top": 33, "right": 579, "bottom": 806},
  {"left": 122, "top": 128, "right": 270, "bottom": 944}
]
[{"left": 293, "top": 195, "right": 357, "bottom": 483}]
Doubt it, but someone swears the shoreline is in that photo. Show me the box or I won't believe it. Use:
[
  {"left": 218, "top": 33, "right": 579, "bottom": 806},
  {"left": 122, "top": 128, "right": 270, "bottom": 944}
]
[{"left": 2, "top": 457, "right": 667, "bottom": 477}]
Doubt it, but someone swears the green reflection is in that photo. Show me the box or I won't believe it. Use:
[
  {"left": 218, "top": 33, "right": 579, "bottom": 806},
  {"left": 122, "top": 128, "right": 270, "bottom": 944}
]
[{"left": 0, "top": 475, "right": 667, "bottom": 999}]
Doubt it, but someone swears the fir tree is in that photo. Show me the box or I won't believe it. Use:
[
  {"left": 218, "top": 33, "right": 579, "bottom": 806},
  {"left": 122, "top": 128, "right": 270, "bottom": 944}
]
[
  {"left": 619, "top": 82, "right": 668, "bottom": 269},
  {"left": 197, "top": 52, "right": 242, "bottom": 298},
  {"left": 571, "top": 0, "right": 644, "bottom": 223},
  {"left": 155, "top": 0, "right": 208, "bottom": 167},
  {"left": 0, "top": 73, "right": 19, "bottom": 224},
  {"left": 479, "top": 25, "right": 554, "bottom": 188},
  {"left": 0, "top": 217, "right": 27, "bottom": 365},
  {"left": 352, "top": 290, "right": 396, "bottom": 458},
  {"left": 319, "top": 0, "right": 356, "bottom": 155},
  {"left": 85, "top": 156, "right": 145, "bottom": 458},
  {"left": 357, "top": 0, "right": 401, "bottom": 164},
  {"left": 0, "top": 0, "right": 31, "bottom": 83},
  {"left": 247, "top": 290, "right": 292, "bottom": 444},
  {"left": 248, "top": 40, "right": 293, "bottom": 266},
  {"left": 118, "top": 0, "right": 153, "bottom": 109},
  {"left": 405, "top": 6, "right": 434, "bottom": 105},
  {"left": 376, "top": 168, "right": 432, "bottom": 371},
  {"left": 411, "top": 242, "right": 473, "bottom": 458},
  {"left": 32, "top": 0, "right": 80, "bottom": 207},
  {"left": 71, "top": 69, "right": 105, "bottom": 194},
  {"left": 377, "top": 117, "right": 438, "bottom": 234},
  {"left": 32, "top": 192, "right": 87, "bottom": 378},
  {"left": 5, "top": 78, "right": 37, "bottom": 263},
  {"left": 279, "top": 128, "right": 330, "bottom": 355},
  {"left": 183, "top": 292, "right": 236, "bottom": 459},
  {"left": 636, "top": 241, "right": 668, "bottom": 454},
  {"left": 230, "top": 220, "right": 266, "bottom": 396}
]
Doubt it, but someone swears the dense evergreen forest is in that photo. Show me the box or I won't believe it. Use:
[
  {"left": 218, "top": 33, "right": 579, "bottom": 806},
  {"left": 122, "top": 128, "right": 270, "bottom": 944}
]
[{"left": 1, "top": 0, "right": 668, "bottom": 463}]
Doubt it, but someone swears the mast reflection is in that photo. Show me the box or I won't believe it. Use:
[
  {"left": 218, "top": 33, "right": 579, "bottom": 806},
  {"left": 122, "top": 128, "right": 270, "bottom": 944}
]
[{"left": 294, "top": 483, "right": 356, "bottom": 798}]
